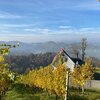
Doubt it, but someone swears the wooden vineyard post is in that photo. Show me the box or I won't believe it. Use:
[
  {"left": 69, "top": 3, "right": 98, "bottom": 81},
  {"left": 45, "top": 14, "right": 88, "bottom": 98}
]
[{"left": 65, "top": 70, "right": 69, "bottom": 100}]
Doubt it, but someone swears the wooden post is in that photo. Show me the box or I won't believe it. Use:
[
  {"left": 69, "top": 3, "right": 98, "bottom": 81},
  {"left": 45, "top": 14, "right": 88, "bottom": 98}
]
[{"left": 65, "top": 70, "right": 69, "bottom": 100}]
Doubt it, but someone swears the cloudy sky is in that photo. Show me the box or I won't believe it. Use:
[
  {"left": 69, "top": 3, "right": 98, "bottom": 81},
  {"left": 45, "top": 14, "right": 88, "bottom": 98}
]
[{"left": 0, "top": 0, "right": 100, "bottom": 43}]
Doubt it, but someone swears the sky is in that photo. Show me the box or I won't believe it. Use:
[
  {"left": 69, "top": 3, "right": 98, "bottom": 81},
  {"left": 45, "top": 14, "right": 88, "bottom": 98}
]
[{"left": 0, "top": 0, "right": 100, "bottom": 43}]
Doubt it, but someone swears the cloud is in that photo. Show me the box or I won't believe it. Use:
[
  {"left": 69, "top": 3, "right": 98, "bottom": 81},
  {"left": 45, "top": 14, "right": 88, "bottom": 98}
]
[
  {"left": 0, "top": 24, "right": 34, "bottom": 28},
  {"left": 0, "top": 29, "right": 99, "bottom": 43},
  {"left": 59, "top": 25, "right": 72, "bottom": 29},
  {"left": 1, "top": 26, "right": 100, "bottom": 35},
  {"left": 0, "top": 25, "right": 100, "bottom": 43},
  {"left": 0, "top": 24, "right": 36, "bottom": 34},
  {"left": 24, "top": 28, "right": 51, "bottom": 33},
  {"left": 75, "top": 0, "right": 100, "bottom": 10},
  {"left": 0, "top": 11, "right": 22, "bottom": 19}
]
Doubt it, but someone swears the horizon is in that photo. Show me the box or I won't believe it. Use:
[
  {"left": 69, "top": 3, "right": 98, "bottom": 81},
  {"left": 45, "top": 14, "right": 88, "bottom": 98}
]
[
  {"left": 0, "top": 40, "right": 100, "bottom": 45},
  {"left": 0, "top": 0, "right": 100, "bottom": 42}
]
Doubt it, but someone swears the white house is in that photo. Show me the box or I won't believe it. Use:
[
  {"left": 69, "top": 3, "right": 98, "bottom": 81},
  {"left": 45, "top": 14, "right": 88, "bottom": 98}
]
[{"left": 62, "top": 49, "right": 84, "bottom": 71}]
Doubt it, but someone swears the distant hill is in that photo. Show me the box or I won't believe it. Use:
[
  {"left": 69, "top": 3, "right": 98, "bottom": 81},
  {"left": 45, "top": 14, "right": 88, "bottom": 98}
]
[{"left": 0, "top": 41, "right": 100, "bottom": 59}]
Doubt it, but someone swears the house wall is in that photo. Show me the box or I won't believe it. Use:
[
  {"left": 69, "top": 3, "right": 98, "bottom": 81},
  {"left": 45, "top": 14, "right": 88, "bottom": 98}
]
[{"left": 66, "top": 56, "right": 75, "bottom": 72}]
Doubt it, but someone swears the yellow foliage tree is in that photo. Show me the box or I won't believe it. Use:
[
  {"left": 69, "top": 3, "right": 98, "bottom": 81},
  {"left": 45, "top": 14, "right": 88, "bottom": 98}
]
[
  {"left": 0, "top": 51, "right": 10, "bottom": 98},
  {"left": 20, "top": 53, "right": 68, "bottom": 99},
  {"left": 72, "top": 58, "right": 94, "bottom": 93},
  {"left": 0, "top": 44, "right": 18, "bottom": 98}
]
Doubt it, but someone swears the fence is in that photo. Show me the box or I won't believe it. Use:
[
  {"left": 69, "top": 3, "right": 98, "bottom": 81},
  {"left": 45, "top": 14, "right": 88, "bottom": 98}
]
[
  {"left": 70, "top": 79, "right": 100, "bottom": 90},
  {"left": 85, "top": 80, "right": 100, "bottom": 89}
]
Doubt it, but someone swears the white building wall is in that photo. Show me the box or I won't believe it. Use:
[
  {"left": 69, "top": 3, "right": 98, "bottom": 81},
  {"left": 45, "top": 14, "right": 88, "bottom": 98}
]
[{"left": 66, "top": 56, "right": 75, "bottom": 72}]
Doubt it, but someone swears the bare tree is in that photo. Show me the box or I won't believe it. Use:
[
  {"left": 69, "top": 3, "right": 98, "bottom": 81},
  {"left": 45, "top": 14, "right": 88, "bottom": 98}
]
[
  {"left": 68, "top": 38, "right": 87, "bottom": 60},
  {"left": 81, "top": 38, "right": 87, "bottom": 61}
]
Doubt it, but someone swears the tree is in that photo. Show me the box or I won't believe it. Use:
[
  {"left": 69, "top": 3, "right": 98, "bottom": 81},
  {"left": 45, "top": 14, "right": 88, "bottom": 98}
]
[
  {"left": 0, "top": 56, "right": 10, "bottom": 97},
  {"left": 0, "top": 43, "right": 19, "bottom": 99},
  {"left": 53, "top": 63, "right": 67, "bottom": 99},
  {"left": 81, "top": 38, "right": 87, "bottom": 61},
  {"left": 20, "top": 53, "right": 68, "bottom": 100},
  {"left": 10, "top": 52, "right": 55, "bottom": 73},
  {"left": 72, "top": 58, "right": 94, "bottom": 93},
  {"left": 0, "top": 47, "right": 10, "bottom": 99},
  {"left": 69, "top": 38, "right": 87, "bottom": 60}
]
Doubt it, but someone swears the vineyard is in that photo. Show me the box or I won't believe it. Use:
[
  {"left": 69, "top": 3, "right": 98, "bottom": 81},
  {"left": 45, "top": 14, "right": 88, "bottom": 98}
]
[{"left": 0, "top": 44, "right": 100, "bottom": 100}]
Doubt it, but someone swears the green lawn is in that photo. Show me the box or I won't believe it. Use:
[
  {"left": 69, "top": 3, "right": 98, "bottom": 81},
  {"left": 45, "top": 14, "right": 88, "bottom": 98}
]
[
  {"left": 69, "top": 88, "right": 100, "bottom": 100},
  {"left": 3, "top": 84, "right": 100, "bottom": 100},
  {"left": 3, "top": 84, "right": 61, "bottom": 100}
]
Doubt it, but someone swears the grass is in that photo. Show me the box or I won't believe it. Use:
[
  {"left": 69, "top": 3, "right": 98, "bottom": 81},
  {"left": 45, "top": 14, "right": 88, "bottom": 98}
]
[
  {"left": 3, "top": 84, "right": 62, "bottom": 100},
  {"left": 3, "top": 84, "right": 100, "bottom": 100},
  {"left": 69, "top": 88, "right": 100, "bottom": 100}
]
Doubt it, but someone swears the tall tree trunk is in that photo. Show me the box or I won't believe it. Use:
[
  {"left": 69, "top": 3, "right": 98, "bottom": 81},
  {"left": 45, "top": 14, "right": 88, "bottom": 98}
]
[{"left": 82, "top": 52, "right": 85, "bottom": 61}]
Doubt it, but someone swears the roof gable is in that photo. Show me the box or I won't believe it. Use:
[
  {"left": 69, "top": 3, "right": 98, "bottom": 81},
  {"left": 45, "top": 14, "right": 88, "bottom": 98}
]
[{"left": 63, "top": 49, "right": 84, "bottom": 66}]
